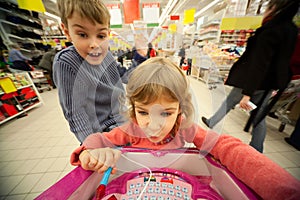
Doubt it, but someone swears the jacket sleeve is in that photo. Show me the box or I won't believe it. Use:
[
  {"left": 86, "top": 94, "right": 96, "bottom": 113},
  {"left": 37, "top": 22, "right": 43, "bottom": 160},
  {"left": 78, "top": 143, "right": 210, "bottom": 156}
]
[
  {"left": 53, "top": 58, "right": 93, "bottom": 143},
  {"left": 241, "top": 29, "right": 278, "bottom": 96},
  {"left": 70, "top": 145, "right": 86, "bottom": 166},
  {"left": 193, "top": 129, "right": 300, "bottom": 200},
  {"left": 70, "top": 128, "right": 131, "bottom": 166}
]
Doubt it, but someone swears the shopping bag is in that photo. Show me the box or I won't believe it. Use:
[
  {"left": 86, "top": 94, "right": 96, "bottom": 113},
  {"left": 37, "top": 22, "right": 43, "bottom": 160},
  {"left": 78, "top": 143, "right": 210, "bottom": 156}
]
[{"left": 182, "top": 64, "right": 189, "bottom": 70}]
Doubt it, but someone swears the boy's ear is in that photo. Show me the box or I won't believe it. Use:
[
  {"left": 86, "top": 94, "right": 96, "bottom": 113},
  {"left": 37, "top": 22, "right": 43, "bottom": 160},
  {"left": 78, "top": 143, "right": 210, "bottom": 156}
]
[{"left": 61, "top": 23, "right": 72, "bottom": 41}]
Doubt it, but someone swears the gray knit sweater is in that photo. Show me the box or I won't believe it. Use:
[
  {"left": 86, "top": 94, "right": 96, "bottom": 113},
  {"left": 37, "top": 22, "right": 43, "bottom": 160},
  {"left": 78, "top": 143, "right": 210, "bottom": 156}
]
[{"left": 53, "top": 46, "right": 129, "bottom": 142}]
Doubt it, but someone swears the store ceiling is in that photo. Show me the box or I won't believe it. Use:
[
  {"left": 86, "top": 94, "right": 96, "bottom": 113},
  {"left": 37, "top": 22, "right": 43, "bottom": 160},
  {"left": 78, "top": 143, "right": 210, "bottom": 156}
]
[
  {"left": 42, "top": 0, "right": 221, "bottom": 35},
  {"left": 43, "top": 0, "right": 212, "bottom": 20},
  {"left": 5, "top": 0, "right": 227, "bottom": 40}
]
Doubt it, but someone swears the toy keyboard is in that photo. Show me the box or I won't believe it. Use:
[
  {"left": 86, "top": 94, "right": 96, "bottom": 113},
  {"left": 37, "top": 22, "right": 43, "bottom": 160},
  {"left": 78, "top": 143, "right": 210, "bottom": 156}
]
[{"left": 100, "top": 168, "right": 223, "bottom": 200}]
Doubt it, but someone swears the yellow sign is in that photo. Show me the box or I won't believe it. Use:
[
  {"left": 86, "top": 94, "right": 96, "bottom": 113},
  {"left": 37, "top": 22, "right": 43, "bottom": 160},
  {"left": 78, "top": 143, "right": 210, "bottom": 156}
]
[
  {"left": 168, "top": 24, "right": 177, "bottom": 33},
  {"left": 17, "top": 0, "right": 46, "bottom": 13},
  {"left": 0, "top": 77, "right": 17, "bottom": 94},
  {"left": 220, "top": 16, "right": 263, "bottom": 30},
  {"left": 184, "top": 8, "right": 195, "bottom": 25}
]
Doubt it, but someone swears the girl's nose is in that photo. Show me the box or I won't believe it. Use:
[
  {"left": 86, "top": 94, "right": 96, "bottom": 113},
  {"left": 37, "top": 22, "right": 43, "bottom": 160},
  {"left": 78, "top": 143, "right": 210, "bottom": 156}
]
[
  {"left": 146, "top": 104, "right": 165, "bottom": 133},
  {"left": 147, "top": 117, "right": 162, "bottom": 131}
]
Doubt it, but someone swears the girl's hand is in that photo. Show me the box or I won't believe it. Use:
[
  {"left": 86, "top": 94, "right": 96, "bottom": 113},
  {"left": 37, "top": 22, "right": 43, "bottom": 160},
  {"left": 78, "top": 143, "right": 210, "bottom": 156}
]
[
  {"left": 79, "top": 147, "right": 121, "bottom": 174},
  {"left": 239, "top": 95, "right": 252, "bottom": 111}
]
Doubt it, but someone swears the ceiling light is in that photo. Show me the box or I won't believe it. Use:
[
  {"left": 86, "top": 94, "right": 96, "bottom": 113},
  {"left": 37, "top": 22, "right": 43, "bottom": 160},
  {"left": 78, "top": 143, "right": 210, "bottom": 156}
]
[
  {"left": 44, "top": 12, "right": 61, "bottom": 22},
  {"left": 159, "top": 0, "right": 179, "bottom": 26},
  {"left": 195, "top": 0, "right": 221, "bottom": 18}
]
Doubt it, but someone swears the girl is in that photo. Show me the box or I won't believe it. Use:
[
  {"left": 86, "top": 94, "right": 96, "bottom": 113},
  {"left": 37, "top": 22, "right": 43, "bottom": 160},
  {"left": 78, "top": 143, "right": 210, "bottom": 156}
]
[{"left": 71, "top": 57, "right": 300, "bottom": 200}]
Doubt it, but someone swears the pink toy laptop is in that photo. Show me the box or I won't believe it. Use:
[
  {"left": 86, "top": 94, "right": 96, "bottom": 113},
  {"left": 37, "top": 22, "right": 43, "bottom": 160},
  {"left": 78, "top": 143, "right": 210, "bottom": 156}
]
[
  {"left": 35, "top": 148, "right": 260, "bottom": 200},
  {"left": 98, "top": 167, "right": 223, "bottom": 200}
]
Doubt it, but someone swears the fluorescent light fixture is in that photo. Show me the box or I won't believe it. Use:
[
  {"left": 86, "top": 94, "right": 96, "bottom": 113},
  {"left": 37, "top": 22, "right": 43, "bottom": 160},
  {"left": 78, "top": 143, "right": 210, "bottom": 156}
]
[
  {"left": 44, "top": 11, "right": 61, "bottom": 22},
  {"left": 159, "top": 0, "right": 179, "bottom": 26},
  {"left": 171, "top": 0, "right": 187, "bottom": 15},
  {"left": 195, "top": 0, "right": 221, "bottom": 18}
]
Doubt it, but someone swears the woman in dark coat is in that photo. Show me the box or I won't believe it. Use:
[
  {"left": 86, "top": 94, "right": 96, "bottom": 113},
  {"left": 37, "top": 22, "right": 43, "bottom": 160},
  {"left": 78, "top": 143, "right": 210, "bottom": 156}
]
[{"left": 202, "top": 0, "right": 299, "bottom": 153}]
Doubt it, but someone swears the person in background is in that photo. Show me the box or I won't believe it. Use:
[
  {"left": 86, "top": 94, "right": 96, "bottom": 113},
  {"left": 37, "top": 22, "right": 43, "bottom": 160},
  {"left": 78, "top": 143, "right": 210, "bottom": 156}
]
[
  {"left": 124, "top": 47, "right": 132, "bottom": 60},
  {"left": 185, "top": 46, "right": 192, "bottom": 76},
  {"left": 38, "top": 47, "right": 60, "bottom": 88},
  {"left": 181, "top": 58, "right": 189, "bottom": 72},
  {"left": 201, "top": 0, "right": 299, "bottom": 153},
  {"left": 30, "top": 50, "right": 43, "bottom": 66},
  {"left": 54, "top": 0, "right": 146, "bottom": 143},
  {"left": 285, "top": 116, "right": 300, "bottom": 151},
  {"left": 8, "top": 43, "right": 34, "bottom": 71},
  {"left": 0, "top": 50, "right": 12, "bottom": 72},
  {"left": 70, "top": 57, "right": 300, "bottom": 200},
  {"left": 284, "top": 29, "right": 300, "bottom": 151},
  {"left": 147, "top": 42, "right": 156, "bottom": 58},
  {"left": 117, "top": 49, "right": 124, "bottom": 65},
  {"left": 132, "top": 48, "right": 147, "bottom": 65},
  {"left": 178, "top": 45, "right": 185, "bottom": 68},
  {"left": 185, "top": 40, "right": 200, "bottom": 76}
]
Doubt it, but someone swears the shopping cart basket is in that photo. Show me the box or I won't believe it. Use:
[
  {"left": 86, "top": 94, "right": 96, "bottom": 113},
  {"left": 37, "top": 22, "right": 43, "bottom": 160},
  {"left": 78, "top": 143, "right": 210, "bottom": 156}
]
[{"left": 29, "top": 70, "right": 52, "bottom": 93}]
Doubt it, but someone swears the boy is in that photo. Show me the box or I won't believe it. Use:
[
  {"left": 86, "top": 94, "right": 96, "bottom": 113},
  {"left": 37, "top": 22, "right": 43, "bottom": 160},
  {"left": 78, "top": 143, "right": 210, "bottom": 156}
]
[{"left": 54, "top": 0, "right": 146, "bottom": 143}]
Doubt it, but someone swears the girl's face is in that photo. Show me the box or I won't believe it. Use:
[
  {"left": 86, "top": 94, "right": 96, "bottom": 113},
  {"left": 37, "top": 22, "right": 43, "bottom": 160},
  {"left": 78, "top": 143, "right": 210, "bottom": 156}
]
[
  {"left": 61, "top": 11, "right": 110, "bottom": 65},
  {"left": 134, "top": 96, "right": 180, "bottom": 143}
]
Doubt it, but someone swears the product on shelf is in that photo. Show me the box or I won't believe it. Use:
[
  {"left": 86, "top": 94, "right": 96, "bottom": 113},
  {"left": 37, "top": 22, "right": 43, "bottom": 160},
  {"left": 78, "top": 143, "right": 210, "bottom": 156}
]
[
  {"left": 220, "top": 29, "right": 255, "bottom": 47},
  {"left": 0, "top": 72, "right": 42, "bottom": 125}
]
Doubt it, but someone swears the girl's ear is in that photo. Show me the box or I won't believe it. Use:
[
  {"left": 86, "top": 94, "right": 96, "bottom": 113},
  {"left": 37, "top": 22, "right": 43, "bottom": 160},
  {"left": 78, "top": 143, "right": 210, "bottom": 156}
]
[{"left": 61, "top": 23, "right": 72, "bottom": 41}]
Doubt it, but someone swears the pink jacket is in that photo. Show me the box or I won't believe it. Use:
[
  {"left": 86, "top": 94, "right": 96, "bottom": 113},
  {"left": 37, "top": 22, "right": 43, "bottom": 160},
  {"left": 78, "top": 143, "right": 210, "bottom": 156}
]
[{"left": 71, "top": 122, "right": 300, "bottom": 200}]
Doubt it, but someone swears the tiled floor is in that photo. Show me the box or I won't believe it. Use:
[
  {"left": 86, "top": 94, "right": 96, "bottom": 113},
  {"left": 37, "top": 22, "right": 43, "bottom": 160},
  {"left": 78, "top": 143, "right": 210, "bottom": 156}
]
[{"left": 0, "top": 77, "right": 299, "bottom": 199}]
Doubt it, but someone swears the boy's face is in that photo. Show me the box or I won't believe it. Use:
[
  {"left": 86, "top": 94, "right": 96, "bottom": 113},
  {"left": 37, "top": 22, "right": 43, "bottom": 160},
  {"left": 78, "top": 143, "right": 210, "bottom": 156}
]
[
  {"left": 61, "top": 11, "right": 110, "bottom": 65},
  {"left": 134, "top": 96, "right": 180, "bottom": 144}
]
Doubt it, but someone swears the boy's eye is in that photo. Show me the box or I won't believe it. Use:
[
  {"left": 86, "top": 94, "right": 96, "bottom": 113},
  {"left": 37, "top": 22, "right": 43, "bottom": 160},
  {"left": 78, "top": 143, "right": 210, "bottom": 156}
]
[
  {"left": 78, "top": 33, "right": 87, "bottom": 38},
  {"left": 98, "top": 34, "right": 107, "bottom": 39}
]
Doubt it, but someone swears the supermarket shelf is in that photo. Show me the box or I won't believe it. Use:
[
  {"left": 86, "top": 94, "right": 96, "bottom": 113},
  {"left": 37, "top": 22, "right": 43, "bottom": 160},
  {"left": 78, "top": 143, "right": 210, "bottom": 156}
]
[
  {"left": 42, "top": 35, "right": 67, "bottom": 39},
  {"left": 200, "top": 21, "right": 220, "bottom": 28},
  {"left": 0, "top": 101, "right": 42, "bottom": 125},
  {"left": 0, "top": 84, "right": 33, "bottom": 95},
  {"left": 0, "top": 19, "right": 43, "bottom": 32},
  {"left": 0, "top": 72, "right": 44, "bottom": 125}
]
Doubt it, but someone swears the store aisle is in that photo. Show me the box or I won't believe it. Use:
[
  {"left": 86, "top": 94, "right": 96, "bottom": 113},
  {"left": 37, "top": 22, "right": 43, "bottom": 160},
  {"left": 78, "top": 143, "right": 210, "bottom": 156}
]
[{"left": 0, "top": 77, "right": 299, "bottom": 199}]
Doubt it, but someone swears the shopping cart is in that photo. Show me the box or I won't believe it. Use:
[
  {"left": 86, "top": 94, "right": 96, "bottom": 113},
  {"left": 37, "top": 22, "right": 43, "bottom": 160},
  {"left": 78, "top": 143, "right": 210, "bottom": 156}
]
[
  {"left": 29, "top": 70, "right": 52, "bottom": 93},
  {"left": 269, "top": 76, "right": 300, "bottom": 132},
  {"left": 35, "top": 148, "right": 262, "bottom": 200},
  {"left": 197, "top": 55, "right": 224, "bottom": 90}
]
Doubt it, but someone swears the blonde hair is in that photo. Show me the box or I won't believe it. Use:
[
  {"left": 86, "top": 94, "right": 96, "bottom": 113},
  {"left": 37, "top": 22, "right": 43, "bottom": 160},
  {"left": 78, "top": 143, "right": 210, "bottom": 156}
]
[
  {"left": 126, "top": 57, "right": 195, "bottom": 128},
  {"left": 57, "top": 0, "right": 110, "bottom": 26}
]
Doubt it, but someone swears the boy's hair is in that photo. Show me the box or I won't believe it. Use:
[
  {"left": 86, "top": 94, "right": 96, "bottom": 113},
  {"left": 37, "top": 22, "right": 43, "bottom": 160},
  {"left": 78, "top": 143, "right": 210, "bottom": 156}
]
[
  {"left": 126, "top": 57, "right": 195, "bottom": 128},
  {"left": 57, "top": 0, "right": 110, "bottom": 27}
]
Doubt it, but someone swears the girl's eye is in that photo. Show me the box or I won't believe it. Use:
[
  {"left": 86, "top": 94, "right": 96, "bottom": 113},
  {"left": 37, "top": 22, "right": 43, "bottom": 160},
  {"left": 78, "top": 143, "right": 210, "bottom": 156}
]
[
  {"left": 137, "top": 111, "right": 148, "bottom": 116},
  {"left": 161, "top": 112, "right": 171, "bottom": 117}
]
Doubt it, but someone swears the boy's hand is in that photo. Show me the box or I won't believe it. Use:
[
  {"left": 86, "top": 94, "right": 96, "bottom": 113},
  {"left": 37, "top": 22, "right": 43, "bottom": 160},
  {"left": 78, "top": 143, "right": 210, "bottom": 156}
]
[{"left": 79, "top": 148, "right": 121, "bottom": 174}]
